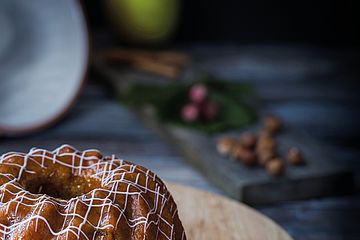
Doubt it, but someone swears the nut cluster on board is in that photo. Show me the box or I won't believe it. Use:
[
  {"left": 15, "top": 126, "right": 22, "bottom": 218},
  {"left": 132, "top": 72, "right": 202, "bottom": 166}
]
[{"left": 217, "top": 115, "right": 306, "bottom": 177}]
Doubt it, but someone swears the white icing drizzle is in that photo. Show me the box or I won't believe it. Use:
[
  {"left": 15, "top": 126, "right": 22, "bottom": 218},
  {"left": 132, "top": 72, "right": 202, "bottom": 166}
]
[{"left": 0, "top": 145, "right": 186, "bottom": 240}]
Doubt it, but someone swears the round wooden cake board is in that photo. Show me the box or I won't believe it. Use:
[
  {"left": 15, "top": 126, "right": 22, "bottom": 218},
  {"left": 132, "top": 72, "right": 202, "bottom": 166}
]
[{"left": 167, "top": 183, "right": 293, "bottom": 240}]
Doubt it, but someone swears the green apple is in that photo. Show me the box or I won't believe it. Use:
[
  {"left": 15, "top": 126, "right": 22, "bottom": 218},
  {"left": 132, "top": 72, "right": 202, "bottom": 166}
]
[{"left": 105, "top": 0, "right": 179, "bottom": 44}]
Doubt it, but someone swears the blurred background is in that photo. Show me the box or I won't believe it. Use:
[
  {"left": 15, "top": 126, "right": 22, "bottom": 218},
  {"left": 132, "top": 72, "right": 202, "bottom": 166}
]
[
  {"left": 0, "top": 0, "right": 359, "bottom": 239},
  {"left": 89, "top": 0, "right": 359, "bottom": 45}
]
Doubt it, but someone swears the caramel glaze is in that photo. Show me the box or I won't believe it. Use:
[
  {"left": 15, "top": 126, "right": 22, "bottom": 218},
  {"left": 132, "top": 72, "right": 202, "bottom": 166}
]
[{"left": 0, "top": 145, "right": 186, "bottom": 240}]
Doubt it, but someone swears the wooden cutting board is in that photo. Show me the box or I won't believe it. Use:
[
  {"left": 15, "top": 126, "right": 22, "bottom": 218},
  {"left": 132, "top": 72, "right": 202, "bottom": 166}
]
[
  {"left": 167, "top": 183, "right": 293, "bottom": 240},
  {"left": 135, "top": 109, "right": 354, "bottom": 205}
]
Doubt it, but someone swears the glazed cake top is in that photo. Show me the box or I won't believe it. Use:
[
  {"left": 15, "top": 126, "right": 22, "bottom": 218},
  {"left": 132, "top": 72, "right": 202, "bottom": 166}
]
[{"left": 0, "top": 145, "right": 186, "bottom": 240}]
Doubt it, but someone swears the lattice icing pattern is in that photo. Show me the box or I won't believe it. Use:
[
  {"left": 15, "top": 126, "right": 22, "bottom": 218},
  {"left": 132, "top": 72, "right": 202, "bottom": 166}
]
[{"left": 0, "top": 145, "right": 186, "bottom": 240}]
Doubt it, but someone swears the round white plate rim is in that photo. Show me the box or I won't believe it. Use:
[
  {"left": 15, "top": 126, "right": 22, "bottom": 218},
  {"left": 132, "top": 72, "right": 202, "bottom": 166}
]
[{"left": 0, "top": 0, "right": 89, "bottom": 136}]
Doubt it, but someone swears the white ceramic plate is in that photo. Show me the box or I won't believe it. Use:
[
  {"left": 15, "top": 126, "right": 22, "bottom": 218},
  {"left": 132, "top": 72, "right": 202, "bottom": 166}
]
[{"left": 0, "top": 0, "right": 88, "bottom": 135}]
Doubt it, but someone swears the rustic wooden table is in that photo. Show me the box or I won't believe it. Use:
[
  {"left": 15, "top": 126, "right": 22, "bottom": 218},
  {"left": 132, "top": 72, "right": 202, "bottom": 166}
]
[{"left": 1, "top": 45, "right": 359, "bottom": 240}]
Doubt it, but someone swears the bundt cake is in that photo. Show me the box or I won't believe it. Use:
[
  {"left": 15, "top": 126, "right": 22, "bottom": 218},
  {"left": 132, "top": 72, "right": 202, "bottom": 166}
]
[{"left": 0, "top": 145, "right": 186, "bottom": 240}]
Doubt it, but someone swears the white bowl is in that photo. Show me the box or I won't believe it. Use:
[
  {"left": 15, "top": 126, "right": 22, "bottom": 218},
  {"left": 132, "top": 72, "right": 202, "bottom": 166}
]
[{"left": 0, "top": 0, "right": 88, "bottom": 136}]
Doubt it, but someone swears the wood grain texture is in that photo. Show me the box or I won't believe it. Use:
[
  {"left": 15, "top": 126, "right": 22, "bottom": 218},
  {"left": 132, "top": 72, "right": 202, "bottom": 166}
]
[{"left": 168, "top": 183, "right": 293, "bottom": 240}]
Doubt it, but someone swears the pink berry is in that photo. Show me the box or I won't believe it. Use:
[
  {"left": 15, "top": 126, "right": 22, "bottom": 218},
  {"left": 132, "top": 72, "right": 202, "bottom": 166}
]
[
  {"left": 181, "top": 103, "right": 199, "bottom": 122},
  {"left": 202, "top": 101, "right": 219, "bottom": 121},
  {"left": 189, "top": 84, "right": 208, "bottom": 103}
]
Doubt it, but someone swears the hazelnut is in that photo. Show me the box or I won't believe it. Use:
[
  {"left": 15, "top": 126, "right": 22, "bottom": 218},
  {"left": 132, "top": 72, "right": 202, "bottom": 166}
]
[
  {"left": 258, "top": 149, "right": 276, "bottom": 166},
  {"left": 263, "top": 115, "right": 282, "bottom": 134},
  {"left": 231, "top": 143, "right": 245, "bottom": 159},
  {"left": 239, "top": 132, "right": 257, "bottom": 149},
  {"left": 287, "top": 147, "right": 305, "bottom": 165},
  {"left": 258, "top": 129, "right": 272, "bottom": 138},
  {"left": 256, "top": 135, "right": 277, "bottom": 152},
  {"left": 266, "top": 158, "right": 284, "bottom": 177},
  {"left": 217, "top": 137, "right": 237, "bottom": 156},
  {"left": 232, "top": 146, "right": 257, "bottom": 166}
]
